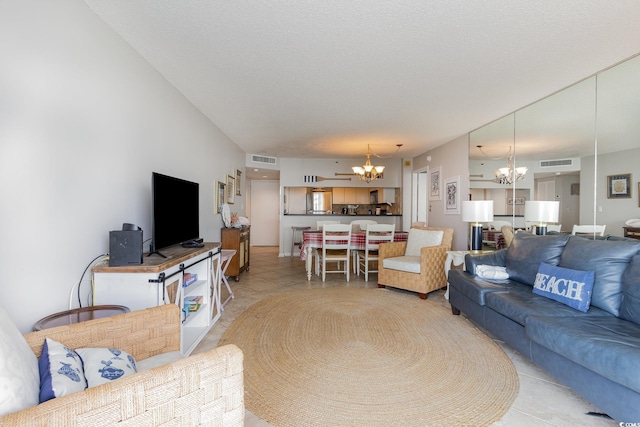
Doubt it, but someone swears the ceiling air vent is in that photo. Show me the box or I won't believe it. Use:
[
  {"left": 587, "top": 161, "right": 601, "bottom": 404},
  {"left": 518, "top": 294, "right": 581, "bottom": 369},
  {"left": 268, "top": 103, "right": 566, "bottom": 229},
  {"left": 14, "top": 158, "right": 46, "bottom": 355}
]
[
  {"left": 540, "top": 159, "right": 573, "bottom": 168},
  {"left": 251, "top": 154, "right": 277, "bottom": 165}
]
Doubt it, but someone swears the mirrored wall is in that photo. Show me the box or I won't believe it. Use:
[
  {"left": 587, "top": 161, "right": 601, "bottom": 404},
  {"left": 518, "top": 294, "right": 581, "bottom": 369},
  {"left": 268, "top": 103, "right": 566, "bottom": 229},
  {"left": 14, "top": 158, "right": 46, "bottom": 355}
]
[{"left": 468, "top": 53, "right": 640, "bottom": 237}]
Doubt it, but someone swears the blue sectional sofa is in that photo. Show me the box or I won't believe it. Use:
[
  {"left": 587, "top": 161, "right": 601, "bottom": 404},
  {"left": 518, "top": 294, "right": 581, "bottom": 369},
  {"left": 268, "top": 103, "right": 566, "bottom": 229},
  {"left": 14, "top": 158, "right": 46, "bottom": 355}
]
[{"left": 448, "top": 232, "right": 640, "bottom": 422}]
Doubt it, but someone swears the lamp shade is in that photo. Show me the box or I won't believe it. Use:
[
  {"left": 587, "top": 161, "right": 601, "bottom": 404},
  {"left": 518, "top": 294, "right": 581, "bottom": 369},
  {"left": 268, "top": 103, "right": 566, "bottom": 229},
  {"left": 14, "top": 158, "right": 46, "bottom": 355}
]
[
  {"left": 462, "top": 201, "right": 494, "bottom": 223},
  {"left": 524, "top": 201, "right": 559, "bottom": 223}
]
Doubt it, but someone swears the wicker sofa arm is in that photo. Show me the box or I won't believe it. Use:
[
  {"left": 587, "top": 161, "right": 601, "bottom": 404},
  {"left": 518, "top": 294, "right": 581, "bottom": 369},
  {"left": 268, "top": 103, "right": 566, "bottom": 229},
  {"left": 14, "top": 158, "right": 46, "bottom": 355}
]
[
  {"left": 0, "top": 344, "right": 244, "bottom": 426},
  {"left": 23, "top": 304, "right": 181, "bottom": 360},
  {"left": 419, "top": 244, "right": 449, "bottom": 270}
]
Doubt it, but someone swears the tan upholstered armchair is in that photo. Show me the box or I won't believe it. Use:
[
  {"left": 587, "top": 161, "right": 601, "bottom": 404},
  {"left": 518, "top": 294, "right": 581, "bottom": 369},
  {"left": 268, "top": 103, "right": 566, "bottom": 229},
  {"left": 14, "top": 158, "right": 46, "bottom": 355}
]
[
  {"left": 377, "top": 226, "right": 453, "bottom": 299},
  {"left": 0, "top": 304, "right": 244, "bottom": 426}
]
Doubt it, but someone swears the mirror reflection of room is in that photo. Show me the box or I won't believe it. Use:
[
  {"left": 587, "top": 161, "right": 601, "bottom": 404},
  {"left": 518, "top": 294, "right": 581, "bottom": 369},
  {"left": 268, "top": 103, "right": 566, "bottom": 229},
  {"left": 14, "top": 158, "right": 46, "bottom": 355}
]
[{"left": 468, "top": 53, "right": 640, "bottom": 242}]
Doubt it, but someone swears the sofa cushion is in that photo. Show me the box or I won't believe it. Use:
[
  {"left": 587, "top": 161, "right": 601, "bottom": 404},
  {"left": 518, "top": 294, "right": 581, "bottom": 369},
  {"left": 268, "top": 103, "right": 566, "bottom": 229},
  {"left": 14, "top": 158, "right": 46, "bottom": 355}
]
[
  {"left": 558, "top": 236, "right": 640, "bottom": 316},
  {"left": 0, "top": 305, "right": 40, "bottom": 416},
  {"left": 39, "top": 338, "right": 87, "bottom": 403},
  {"left": 526, "top": 315, "right": 640, "bottom": 394},
  {"left": 76, "top": 347, "right": 138, "bottom": 388},
  {"left": 485, "top": 285, "right": 612, "bottom": 326},
  {"left": 532, "top": 263, "right": 594, "bottom": 312},
  {"left": 382, "top": 256, "right": 421, "bottom": 273},
  {"left": 404, "top": 229, "right": 443, "bottom": 257},
  {"left": 505, "top": 233, "right": 570, "bottom": 286},
  {"left": 620, "top": 254, "right": 640, "bottom": 325}
]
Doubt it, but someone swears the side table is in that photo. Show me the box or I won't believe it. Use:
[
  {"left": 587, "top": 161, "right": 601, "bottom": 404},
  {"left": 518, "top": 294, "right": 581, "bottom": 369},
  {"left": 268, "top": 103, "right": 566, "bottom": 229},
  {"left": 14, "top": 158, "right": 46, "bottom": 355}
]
[
  {"left": 444, "top": 250, "right": 494, "bottom": 300},
  {"left": 33, "top": 305, "right": 130, "bottom": 331},
  {"left": 444, "top": 251, "right": 469, "bottom": 300}
]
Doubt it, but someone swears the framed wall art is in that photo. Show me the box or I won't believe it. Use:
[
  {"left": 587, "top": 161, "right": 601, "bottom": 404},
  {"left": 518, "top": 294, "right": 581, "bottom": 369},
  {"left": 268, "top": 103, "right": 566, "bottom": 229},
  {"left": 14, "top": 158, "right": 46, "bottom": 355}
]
[
  {"left": 430, "top": 166, "right": 442, "bottom": 201},
  {"left": 607, "top": 174, "right": 632, "bottom": 199},
  {"left": 444, "top": 175, "right": 460, "bottom": 215},
  {"left": 226, "top": 175, "right": 235, "bottom": 204},
  {"left": 235, "top": 169, "right": 243, "bottom": 196},
  {"left": 215, "top": 181, "right": 226, "bottom": 213}
]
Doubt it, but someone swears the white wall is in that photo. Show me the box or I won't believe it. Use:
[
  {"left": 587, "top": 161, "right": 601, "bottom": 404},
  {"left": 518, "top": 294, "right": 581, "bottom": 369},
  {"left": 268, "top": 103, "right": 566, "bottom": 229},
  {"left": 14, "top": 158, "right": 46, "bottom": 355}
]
[
  {"left": 0, "top": 0, "right": 246, "bottom": 332},
  {"left": 249, "top": 180, "right": 280, "bottom": 246},
  {"left": 413, "top": 135, "right": 470, "bottom": 251}
]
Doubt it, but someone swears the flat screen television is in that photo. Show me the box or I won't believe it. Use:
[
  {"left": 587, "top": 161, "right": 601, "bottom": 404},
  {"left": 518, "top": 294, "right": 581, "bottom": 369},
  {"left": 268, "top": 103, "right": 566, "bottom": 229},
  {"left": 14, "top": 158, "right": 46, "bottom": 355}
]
[{"left": 151, "top": 172, "right": 200, "bottom": 255}]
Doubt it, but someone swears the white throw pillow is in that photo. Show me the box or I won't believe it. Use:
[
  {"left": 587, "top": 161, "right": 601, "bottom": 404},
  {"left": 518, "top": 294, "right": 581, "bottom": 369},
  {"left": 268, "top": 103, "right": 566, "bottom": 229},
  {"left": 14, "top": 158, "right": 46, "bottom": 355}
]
[
  {"left": 39, "top": 338, "right": 87, "bottom": 402},
  {"left": 0, "top": 305, "right": 40, "bottom": 416},
  {"left": 76, "top": 347, "right": 138, "bottom": 388},
  {"left": 404, "top": 229, "right": 444, "bottom": 257}
]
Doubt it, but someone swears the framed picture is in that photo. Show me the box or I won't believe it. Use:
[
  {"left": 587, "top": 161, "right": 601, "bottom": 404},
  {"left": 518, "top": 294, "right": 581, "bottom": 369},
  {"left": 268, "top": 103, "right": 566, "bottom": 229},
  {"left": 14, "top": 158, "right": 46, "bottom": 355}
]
[
  {"left": 226, "top": 175, "right": 235, "bottom": 204},
  {"left": 429, "top": 166, "right": 442, "bottom": 201},
  {"left": 235, "top": 169, "right": 243, "bottom": 196},
  {"left": 444, "top": 176, "right": 460, "bottom": 215},
  {"left": 571, "top": 183, "right": 580, "bottom": 195},
  {"left": 607, "top": 174, "right": 632, "bottom": 198},
  {"left": 215, "top": 181, "right": 226, "bottom": 213}
]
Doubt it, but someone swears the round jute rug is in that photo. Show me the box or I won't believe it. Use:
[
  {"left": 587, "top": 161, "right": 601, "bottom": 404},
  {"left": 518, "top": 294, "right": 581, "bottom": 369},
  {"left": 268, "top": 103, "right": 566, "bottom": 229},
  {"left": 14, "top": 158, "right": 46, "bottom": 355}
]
[{"left": 219, "top": 288, "right": 518, "bottom": 427}]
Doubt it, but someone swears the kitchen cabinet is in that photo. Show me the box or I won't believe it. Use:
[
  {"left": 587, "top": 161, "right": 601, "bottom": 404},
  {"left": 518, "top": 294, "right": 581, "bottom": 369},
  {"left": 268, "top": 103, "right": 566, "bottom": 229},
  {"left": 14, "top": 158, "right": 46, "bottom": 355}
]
[
  {"left": 356, "top": 188, "right": 370, "bottom": 204},
  {"left": 332, "top": 187, "right": 345, "bottom": 204},
  {"left": 221, "top": 226, "right": 250, "bottom": 281},
  {"left": 333, "top": 187, "right": 371, "bottom": 204}
]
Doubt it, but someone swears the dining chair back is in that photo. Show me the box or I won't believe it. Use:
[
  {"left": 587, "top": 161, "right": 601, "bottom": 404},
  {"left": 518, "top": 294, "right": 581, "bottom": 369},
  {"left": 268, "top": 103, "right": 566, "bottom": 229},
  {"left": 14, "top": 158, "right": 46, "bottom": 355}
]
[
  {"left": 316, "top": 220, "right": 340, "bottom": 230},
  {"left": 318, "top": 224, "right": 352, "bottom": 282},
  {"left": 357, "top": 224, "right": 395, "bottom": 281},
  {"left": 571, "top": 224, "right": 606, "bottom": 236},
  {"left": 350, "top": 219, "right": 377, "bottom": 232},
  {"left": 546, "top": 224, "right": 562, "bottom": 233}
]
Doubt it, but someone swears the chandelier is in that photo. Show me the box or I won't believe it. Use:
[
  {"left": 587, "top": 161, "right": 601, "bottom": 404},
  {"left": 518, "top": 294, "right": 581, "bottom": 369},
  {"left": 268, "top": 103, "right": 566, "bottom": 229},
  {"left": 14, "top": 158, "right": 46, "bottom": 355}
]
[
  {"left": 494, "top": 151, "right": 527, "bottom": 185},
  {"left": 352, "top": 145, "right": 385, "bottom": 183}
]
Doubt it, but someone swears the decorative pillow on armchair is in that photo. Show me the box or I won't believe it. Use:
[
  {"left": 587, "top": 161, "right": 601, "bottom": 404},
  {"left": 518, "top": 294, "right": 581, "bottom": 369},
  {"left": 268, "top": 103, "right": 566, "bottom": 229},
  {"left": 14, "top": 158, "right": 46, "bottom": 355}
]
[
  {"left": 404, "top": 229, "right": 444, "bottom": 257},
  {"left": 76, "top": 347, "right": 138, "bottom": 388},
  {"left": 39, "top": 338, "right": 87, "bottom": 403}
]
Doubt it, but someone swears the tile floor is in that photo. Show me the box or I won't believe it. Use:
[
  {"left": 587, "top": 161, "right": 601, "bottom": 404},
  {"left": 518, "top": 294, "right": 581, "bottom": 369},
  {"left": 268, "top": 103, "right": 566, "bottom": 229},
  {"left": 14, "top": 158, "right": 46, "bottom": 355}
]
[{"left": 193, "top": 246, "right": 617, "bottom": 426}]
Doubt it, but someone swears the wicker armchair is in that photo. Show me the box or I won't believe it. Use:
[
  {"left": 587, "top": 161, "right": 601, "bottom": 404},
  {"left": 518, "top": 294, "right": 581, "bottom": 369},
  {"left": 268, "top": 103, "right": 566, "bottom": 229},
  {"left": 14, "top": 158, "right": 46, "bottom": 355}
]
[
  {"left": 0, "top": 304, "right": 244, "bottom": 426},
  {"left": 377, "top": 226, "right": 453, "bottom": 299}
]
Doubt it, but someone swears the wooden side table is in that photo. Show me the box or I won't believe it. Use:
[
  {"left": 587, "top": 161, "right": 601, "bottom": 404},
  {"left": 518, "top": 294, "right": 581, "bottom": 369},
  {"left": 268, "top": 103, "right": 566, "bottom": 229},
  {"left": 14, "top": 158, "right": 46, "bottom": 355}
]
[{"left": 33, "top": 305, "right": 130, "bottom": 331}]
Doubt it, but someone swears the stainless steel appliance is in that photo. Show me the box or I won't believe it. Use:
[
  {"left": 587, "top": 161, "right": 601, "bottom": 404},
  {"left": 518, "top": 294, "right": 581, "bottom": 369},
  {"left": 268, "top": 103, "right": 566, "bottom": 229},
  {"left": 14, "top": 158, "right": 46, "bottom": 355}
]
[{"left": 306, "top": 188, "right": 333, "bottom": 214}]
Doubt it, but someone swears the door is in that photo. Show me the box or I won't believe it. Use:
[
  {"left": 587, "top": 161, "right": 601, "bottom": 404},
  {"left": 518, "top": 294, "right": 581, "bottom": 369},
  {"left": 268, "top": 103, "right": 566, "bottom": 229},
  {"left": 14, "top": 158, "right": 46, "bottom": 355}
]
[{"left": 250, "top": 180, "right": 279, "bottom": 246}]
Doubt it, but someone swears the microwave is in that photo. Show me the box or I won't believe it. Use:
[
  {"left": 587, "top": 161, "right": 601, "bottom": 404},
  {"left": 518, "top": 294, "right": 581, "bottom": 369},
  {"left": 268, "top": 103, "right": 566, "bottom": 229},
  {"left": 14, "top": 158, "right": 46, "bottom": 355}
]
[{"left": 370, "top": 190, "right": 379, "bottom": 204}]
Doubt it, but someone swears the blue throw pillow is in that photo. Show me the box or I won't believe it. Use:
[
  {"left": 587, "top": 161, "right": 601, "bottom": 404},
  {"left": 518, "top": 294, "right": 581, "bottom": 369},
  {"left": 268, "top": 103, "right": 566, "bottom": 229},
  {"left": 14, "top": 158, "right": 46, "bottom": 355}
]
[
  {"left": 38, "top": 338, "right": 87, "bottom": 403},
  {"left": 533, "top": 262, "right": 595, "bottom": 312}
]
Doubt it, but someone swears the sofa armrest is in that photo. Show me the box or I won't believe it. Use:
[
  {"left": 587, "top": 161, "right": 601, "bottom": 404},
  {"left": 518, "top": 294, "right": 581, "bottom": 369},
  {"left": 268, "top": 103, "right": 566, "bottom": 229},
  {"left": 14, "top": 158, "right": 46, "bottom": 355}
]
[
  {"left": 0, "top": 344, "right": 244, "bottom": 426},
  {"left": 465, "top": 249, "right": 507, "bottom": 274},
  {"left": 379, "top": 241, "right": 407, "bottom": 260},
  {"left": 23, "top": 304, "right": 181, "bottom": 361}
]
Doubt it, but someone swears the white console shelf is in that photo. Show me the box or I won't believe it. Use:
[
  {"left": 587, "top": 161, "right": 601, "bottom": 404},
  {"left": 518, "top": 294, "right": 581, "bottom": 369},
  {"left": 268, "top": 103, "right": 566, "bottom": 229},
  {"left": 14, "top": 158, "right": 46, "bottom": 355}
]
[{"left": 92, "top": 243, "right": 221, "bottom": 355}]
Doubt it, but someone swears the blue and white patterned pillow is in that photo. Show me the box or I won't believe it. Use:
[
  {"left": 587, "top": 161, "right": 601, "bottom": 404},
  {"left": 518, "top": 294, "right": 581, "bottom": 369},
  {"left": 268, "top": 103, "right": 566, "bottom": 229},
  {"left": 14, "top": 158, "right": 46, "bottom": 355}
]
[
  {"left": 38, "top": 338, "right": 87, "bottom": 403},
  {"left": 533, "top": 262, "right": 595, "bottom": 312},
  {"left": 76, "top": 347, "right": 137, "bottom": 388}
]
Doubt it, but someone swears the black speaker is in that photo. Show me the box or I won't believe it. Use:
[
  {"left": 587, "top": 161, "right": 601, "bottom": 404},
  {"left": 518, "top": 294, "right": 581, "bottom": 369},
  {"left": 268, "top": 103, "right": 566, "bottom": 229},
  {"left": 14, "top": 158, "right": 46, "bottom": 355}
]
[{"left": 109, "top": 230, "right": 143, "bottom": 266}]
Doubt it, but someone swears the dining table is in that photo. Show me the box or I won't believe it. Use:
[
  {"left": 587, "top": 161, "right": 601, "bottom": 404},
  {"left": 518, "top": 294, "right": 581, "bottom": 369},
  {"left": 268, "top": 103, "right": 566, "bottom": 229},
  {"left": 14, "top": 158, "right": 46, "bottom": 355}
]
[{"left": 299, "top": 229, "right": 409, "bottom": 280}]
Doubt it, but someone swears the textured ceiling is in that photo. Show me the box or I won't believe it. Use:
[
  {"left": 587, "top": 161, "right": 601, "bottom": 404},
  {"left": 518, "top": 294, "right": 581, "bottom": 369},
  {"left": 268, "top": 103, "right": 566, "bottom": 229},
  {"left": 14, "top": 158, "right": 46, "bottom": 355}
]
[{"left": 84, "top": 0, "right": 640, "bottom": 161}]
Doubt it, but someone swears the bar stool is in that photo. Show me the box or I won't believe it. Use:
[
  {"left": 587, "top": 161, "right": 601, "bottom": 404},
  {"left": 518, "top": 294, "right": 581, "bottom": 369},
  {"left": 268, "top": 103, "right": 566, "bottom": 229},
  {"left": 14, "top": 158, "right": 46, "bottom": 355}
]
[{"left": 291, "top": 226, "right": 311, "bottom": 258}]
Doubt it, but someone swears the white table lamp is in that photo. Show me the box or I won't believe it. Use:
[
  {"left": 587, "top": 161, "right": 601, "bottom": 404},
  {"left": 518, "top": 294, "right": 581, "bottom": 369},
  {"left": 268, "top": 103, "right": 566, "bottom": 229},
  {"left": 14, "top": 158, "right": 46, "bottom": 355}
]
[
  {"left": 525, "top": 201, "right": 559, "bottom": 235},
  {"left": 462, "top": 201, "right": 494, "bottom": 251}
]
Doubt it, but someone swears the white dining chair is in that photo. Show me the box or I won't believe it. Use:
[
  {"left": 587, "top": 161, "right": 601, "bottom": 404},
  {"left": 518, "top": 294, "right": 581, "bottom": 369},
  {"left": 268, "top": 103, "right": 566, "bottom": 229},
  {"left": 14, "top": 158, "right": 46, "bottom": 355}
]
[
  {"left": 356, "top": 224, "right": 395, "bottom": 282},
  {"left": 571, "top": 224, "right": 606, "bottom": 236},
  {"left": 546, "top": 224, "right": 562, "bottom": 233},
  {"left": 349, "top": 220, "right": 377, "bottom": 272},
  {"left": 317, "top": 224, "right": 352, "bottom": 282},
  {"left": 316, "top": 220, "right": 340, "bottom": 230}
]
